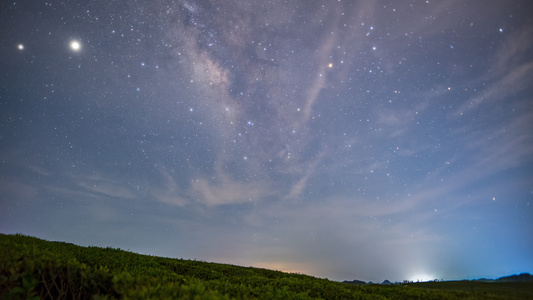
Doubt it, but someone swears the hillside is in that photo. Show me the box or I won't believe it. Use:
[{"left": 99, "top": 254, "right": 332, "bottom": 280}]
[{"left": 1, "top": 233, "right": 532, "bottom": 299}]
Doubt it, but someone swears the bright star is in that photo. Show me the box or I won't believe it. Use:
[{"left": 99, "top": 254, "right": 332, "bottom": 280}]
[
  {"left": 17, "top": 44, "right": 24, "bottom": 50},
  {"left": 70, "top": 40, "right": 81, "bottom": 51}
]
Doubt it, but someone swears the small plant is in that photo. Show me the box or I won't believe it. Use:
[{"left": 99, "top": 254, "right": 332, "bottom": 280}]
[{"left": 7, "top": 273, "right": 40, "bottom": 300}]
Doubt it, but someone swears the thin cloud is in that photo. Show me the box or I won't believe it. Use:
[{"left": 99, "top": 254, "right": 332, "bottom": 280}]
[
  {"left": 190, "top": 173, "right": 271, "bottom": 206},
  {"left": 151, "top": 169, "right": 188, "bottom": 207},
  {"left": 299, "top": 34, "right": 336, "bottom": 128},
  {"left": 76, "top": 180, "right": 137, "bottom": 200},
  {"left": 285, "top": 151, "right": 326, "bottom": 199},
  {"left": 456, "top": 27, "right": 533, "bottom": 115}
]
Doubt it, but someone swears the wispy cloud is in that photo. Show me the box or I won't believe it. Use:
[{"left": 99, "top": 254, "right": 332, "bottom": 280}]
[
  {"left": 190, "top": 175, "right": 269, "bottom": 206},
  {"left": 150, "top": 169, "right": 188, "bottom": 207},
  {"left": 456, "top": 27, "right": 533, "bottom": 115},
  {"left": 76, "top": 177, "right": 137, "bottom": 200},
  {"left": 298, "top": 33, "right": 336, "bottom": 128},
  {"left": 285, "top": 151, "right": 326, "bottom": 200}
]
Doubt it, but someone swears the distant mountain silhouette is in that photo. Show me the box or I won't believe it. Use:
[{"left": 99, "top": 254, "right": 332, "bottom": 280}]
[
  {"left": 342, "top": 279, "right": 367, "bottom": 285},
  {"left": 343, "top": 273, "right": 533, "bottom": 285},
  {"left": 474, "top": 273, "right": 532, "bottom": 283},
  {"left": 496, "top": 273, "right": 533, "bottom": 282}
]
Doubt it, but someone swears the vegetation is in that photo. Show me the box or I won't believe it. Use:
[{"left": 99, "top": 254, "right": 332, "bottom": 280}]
[
  {"left": 412, "top": 280, "right": 533, "bottom": 299},
  {"left": 1, "top": 233, "right": 532, "bottom": 299}
]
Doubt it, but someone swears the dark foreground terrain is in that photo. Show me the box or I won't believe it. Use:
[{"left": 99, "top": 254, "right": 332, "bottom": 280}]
[{"left": 1, "top": 233, "right": 532, "bottom": 299}]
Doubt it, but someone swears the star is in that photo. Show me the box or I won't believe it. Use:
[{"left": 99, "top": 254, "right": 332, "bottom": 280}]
[
  {"left": 70, "top": 40, "right": 81, "bottom": 51},
  {"left": 17, "top": 44, "right": 24, "bottom": 50}
]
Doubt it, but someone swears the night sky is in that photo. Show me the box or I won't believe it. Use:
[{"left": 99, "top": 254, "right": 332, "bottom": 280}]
[{"left": 1, "top": 1, "right": 532, "bottom": 283}]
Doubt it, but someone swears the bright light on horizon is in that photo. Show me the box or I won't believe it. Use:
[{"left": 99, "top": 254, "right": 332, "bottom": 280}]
[{"left": 408, "top": 272, "right": 438, "bottom": 282}]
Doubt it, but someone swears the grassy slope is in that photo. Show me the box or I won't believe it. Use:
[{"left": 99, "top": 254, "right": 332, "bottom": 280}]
[
  {"left": 1, "top": 233, "right": 531, "bottom": 299},
  {"left": 412, "top": 281, "right": 533, "bottom": 299}
]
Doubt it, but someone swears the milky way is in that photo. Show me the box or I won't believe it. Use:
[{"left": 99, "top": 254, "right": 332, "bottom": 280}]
[{"left": 1, "top": 1, "right": 532, "bottom": 282}]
